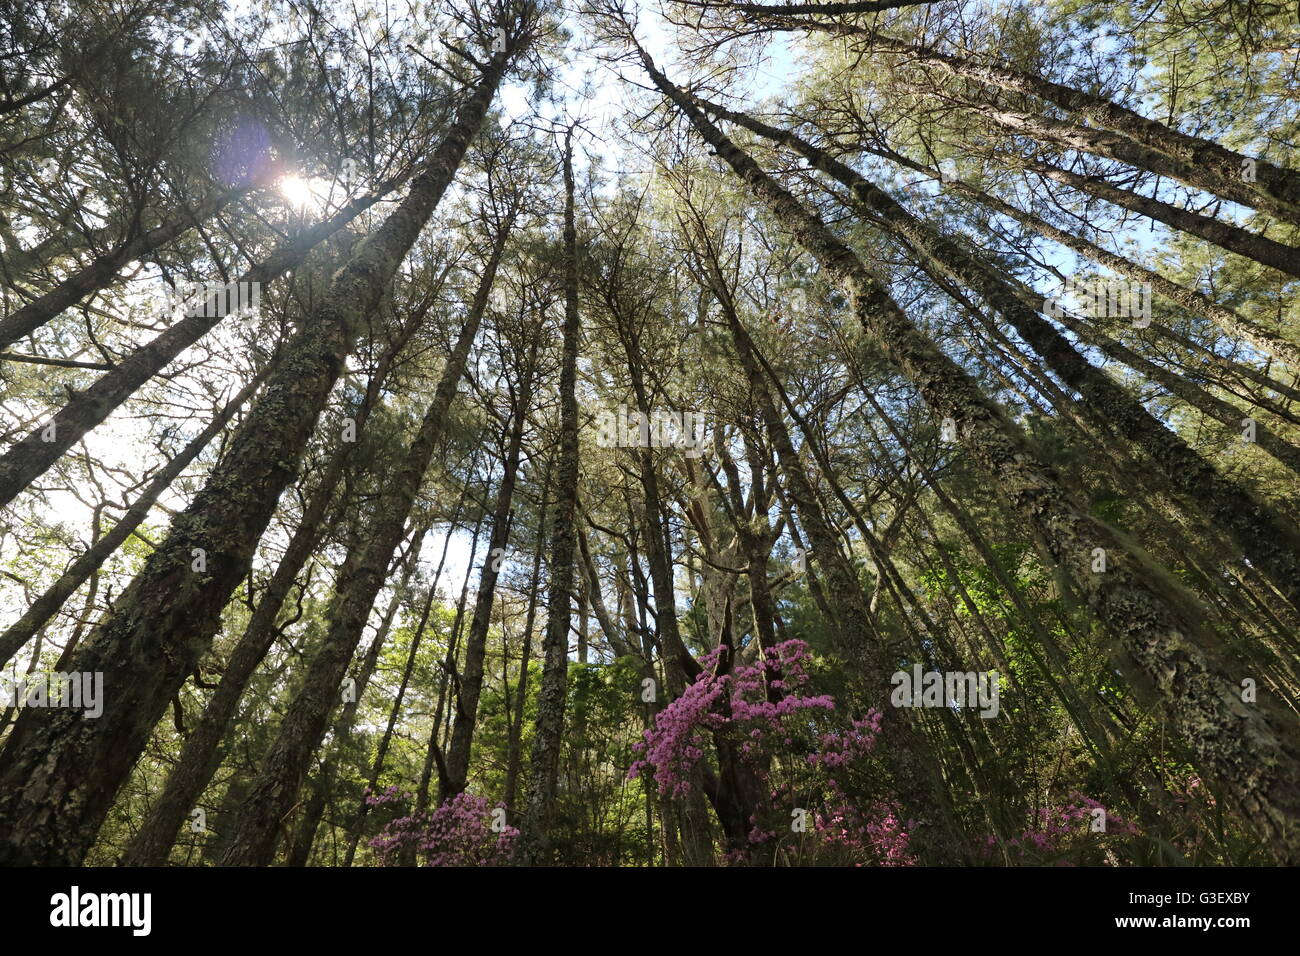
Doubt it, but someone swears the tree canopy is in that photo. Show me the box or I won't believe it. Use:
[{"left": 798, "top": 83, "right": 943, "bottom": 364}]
[{"left": 0, "top": 0, "right": 1297, "bottom": 869}]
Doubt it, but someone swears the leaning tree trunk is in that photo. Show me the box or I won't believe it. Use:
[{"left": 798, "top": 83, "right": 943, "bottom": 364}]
[
  {"left": 340, "top": 479, "right": 468, "bottom": 866},
  {"left": 877, "top": 31, "right": 1300, "bottom": 219},
  {"left": 733, "top": 10, "right": 1300, "bottom": 219},
  {"left": 1020, "top": 157, "right": 1300, "bottom": 280},
  {"left": 707, "top": 253, "right": 956, "bottom": 860},
  {"left": 960, "top": 98, "right": 1298, "bottom": 225},
  {"left": 905, "top": 154, "right": 1300, "bottom": 369},
  {"left": 402, "top": 503, "right": 490, "bottom": 867},
  {"left": 836, "top": 29, "right": 1300, "bottom": 224},
  {"left": 695, "top": 96, "right": 1300, "bottom": 609},
  {"left": 286, "top": 536, "right": 427, "bottom": 867},
  {"left": 0, "top": 370, "right": 266, "bottom": 667},
  {"left": 637, "top": 46, "right": 1300, "bottom": 862},
  {"left": 0, "top": 45, "right": 520, "bottom": 867},
  {"left": 503, "top": 459, "right": 552, "bottom": 815},
  {"left": 1050, "top": 309, "right": 1300, "bottom": 476},
  {"left": 115, "top": 305, "right": 424, "bottom": 866},
  {"left": 0, "top": 187, "right": 245, "bottom": 348},
  {"left": 0, "top": 171, "right": 412, "bottom": 508},
  {"left": 218, "top": 225, "right": 512, "bottom": 866}
]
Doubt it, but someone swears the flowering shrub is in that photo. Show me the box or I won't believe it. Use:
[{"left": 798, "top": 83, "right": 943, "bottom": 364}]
[
  {"left": 627, "top": 639, "right": 834, "bottom": 798},
  {"left": 806, "top": 711, "right": 884, "bottom": 769},
  {"left": 628, "top": 639, "right": 914, "bottom": 865},
  {"left": 814, "top": 795, "right": 915, "bottom": 866},
  {"left": 366, "top": 787, "right": 518, "bottom": 867},
  {"left": 983, "top": 791, "right": 1140, "bottom": 865}
]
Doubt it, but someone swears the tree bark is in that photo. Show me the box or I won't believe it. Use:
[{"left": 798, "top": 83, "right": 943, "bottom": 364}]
[
  {"left": 843, "top": 30, "right": 1300, "bottom": 224},
  {"left": 0, "top": 371, "right": 266, "bottom": 667},
  {"left": 218, "top": 220, "right": 512, "bottom": 866},
  {"left": 0, "top": 188, "right": 245, "bottom": 348},
  {"left": 0, "top": 172, "right": 412, "bottom": 508},
  {"left": 442, "top": 334, "right": 538, "bottom": 799},
  {"left": 637, "top": 46, "right": 1300, "bottom": 861},
  {"left": 115, "top": 301, "right": 426, "bottom": 866},
  {"left": 694, "top": 96, "right": 1300, "bottom": 608},
  {"left": 503, "top": 461, "right": 552, "bottom": 814},
  {"left": 1020, "top": 156, "right": 1300, "bottom": 280},
  {"left": 340, "top": 476, "right": 470, "bottom": 866},
  {"left": 519, "top": 130, "right": 582, "bottom": 864},
  {"left": 286, "top": 537, "right": 426, "bottom": 866},
  {"left": 0, "top": 47, "right": 518, "bottom": 866}
]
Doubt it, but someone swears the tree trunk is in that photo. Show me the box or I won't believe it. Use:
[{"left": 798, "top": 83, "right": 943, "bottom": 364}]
[
  {"left": 0, "top": 371, "right": 265, "bottom": 667},
  {"left": 503, "top": 460, "right": 552, "bottom": 814},
  {"left": 0, "top": 172, "right": 411, "bottom": 508},
  {"left": 340, "top": 477, "right": 470, "bottom": 866},
  {"left": 519, "top": 130, "right": 582, "bottom": 864},
  {"left": 217, "top": 222, "right": 512, "bottom": 866},
  {"left": 707, "top": 254, "right": 956, "bottom": 857},
  {"left": 0, "top": 48, "right": 518, "bottom": 866},
  {"left": 443, "top": 336, "right": 537, "bottom": 799},
  {"left": 638, "top": 48, "right": 1300, "bottom": 861},
  {"left": 0, "top": 188, "right": 244, "bottom": 348},
  {"left": 1021, "top": 156, "right": 1300, "bottom": 280},
  {"left": 115, "top": 289, "right": 432, "bottom": 866},
  {"left": 285, "top": 538, "right": 425, "bottom": 866},
  {"left": 696, "top": 96, "right": 1300, "bottom": 609},
  {"left": 845, "top": 30, "right": 1300, "bottom": 223}
]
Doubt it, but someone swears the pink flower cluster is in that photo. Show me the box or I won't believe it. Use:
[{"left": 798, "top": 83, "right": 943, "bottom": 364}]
[
  {"left": 627, "top": 640, "right": 920, "bottom": 865},
  {"left": 627, "top": 640, "right": 834, "bottom": 797},
  {"left": 985, "top": 791, "right": 1140, "bottom": 863},
  {"left": 814, "top": 798, "right": 916, "bottom": 866},
  {"left": 366, "top": 788, "right": 518, "bottom": 867},
  {"left": 806, "top": 710, "right": 884, "bottom": 769}
]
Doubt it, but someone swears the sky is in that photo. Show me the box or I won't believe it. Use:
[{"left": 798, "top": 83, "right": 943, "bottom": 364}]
[
  {"left": 3, "top": 0, "right": 1250, "bottom": 650},
  {"left": 411, "top": 2, "right": 802, "bottom": 615}
]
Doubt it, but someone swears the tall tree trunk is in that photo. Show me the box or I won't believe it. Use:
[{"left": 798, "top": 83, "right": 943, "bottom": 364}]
[
  {"left": 218, "top": 223, "right": 512, "bottom": 866},
  {"left": 695, "top": 96, "right": 1300, "bottom": 608},
  {"left": 405, "top": 498, "right": 490, "bottom": 866},
  {"left": 116, "top": 290, "right": 430, "bottom": 867},
  {"left": 911, "top": 154, "right": 1300, "bottom": 369},
  {"left": 703, "top": 246, "right": 955, "bottom": 857},
  {"left": 0, "top": 370, "right": 266, "bottom": 667},
  {"left": 286, "top": 536, "right": 425, "bottom": 866},
  {"left": 503, "top": 460, "right": 552, "bottom": 814},
  {"left": 962, "top": 98, "right": 1299, "bottom": 225},
  {"left": 519, "top": 130, "right": 582, "bottom": 864},
  {"left": 340, "top": 478, "right": 470, "bottom": 866},
  {"left": 848, "top": 30, "right": 1300, "bottom": 222},
  {"left": 637, "top": 46, "right": 1300, "bottom": 861},
  {"left": 1019, "top": 156, "right": 1300, "bottom": 280},
  {"left": 1052, "top": 309, "right": 1300, "bottom": 476},
  {"left": 0, "top": 48, "right": 519, "bottom": 866},
  {"left": 442, "top": 338, "right": 537, "bottom": 799}
]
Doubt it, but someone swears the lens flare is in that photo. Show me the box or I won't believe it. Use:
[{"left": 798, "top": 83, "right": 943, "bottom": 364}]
[{"left": 280, "top": 174, "right": 316, "bottom": 210}]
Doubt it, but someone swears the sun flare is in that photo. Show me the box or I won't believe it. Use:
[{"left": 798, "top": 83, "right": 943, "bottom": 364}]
[{"left": 279, "top": 174, "right": 320, "bottom": 211}]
